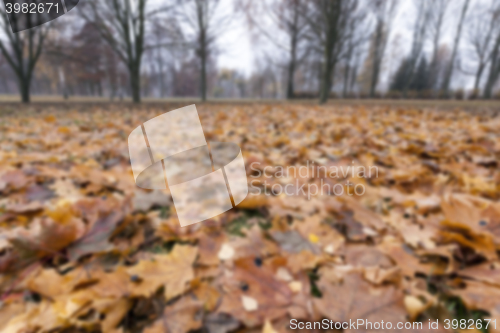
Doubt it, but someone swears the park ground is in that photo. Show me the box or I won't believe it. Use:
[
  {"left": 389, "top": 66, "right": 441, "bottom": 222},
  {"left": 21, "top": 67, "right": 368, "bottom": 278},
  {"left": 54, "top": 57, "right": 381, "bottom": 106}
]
[{"left": 0, "top": 100, "right": 499, "bottom": 332}]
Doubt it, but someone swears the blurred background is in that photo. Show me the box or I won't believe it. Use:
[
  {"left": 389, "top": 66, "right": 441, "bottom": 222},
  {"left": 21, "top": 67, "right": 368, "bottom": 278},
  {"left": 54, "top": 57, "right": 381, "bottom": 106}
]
[{"left": 1, "top": 0, "right": 500, "bottom": 104}]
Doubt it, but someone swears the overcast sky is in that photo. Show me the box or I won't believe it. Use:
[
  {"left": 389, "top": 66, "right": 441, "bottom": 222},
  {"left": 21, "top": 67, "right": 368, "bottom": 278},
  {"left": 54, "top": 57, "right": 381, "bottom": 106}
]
[
  {"left": 216, "top": 0, "right": 255, "bottom": 75},
  {"left": 215, "top": 0, "right": 486, "bottom": 90}
]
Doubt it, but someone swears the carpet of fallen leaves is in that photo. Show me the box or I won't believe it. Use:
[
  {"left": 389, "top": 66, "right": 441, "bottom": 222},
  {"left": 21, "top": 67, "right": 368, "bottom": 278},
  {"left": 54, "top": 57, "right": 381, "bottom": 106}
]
[{"left": 0, "top": 103, "right": 500, "bottom": 333}]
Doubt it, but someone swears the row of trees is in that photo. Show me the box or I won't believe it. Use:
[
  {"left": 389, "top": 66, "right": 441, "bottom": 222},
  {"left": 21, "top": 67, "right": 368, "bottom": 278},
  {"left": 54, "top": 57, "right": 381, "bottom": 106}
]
[
  {"left": 388, "top": 0, "right": 500, "bottom": 99},
  {"left": 0, "top": 0, "right": 224, "bottom": 102},
  {"left": 0, "top": 0, "right": 499, "bottom": 103},
  {"left": 244, "top": 0, "right": 500, "bottom": 101}
]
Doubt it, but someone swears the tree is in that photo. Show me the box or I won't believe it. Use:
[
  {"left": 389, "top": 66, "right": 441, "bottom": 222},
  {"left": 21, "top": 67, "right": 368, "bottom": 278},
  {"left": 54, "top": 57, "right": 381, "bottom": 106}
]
[
  {"left": 278, "top": 0, "right": 307, "bottom": 99},
  {"left": 80, "top": 0, "right": 174, "bottom": 103},
  {"left": 152, "top": 21, "right": 167, "bottom": 98},
  {"left": 484, "top": 31, "right": 500, "bottom": 99},
  {"left": 466, "top": 1, "right": 500, "bottom": 94},
  {"left": 45, "top": 19, "right": 127, "bottom": 99},
  {"left": 368, "top": 0, "right": 398, "bottom": 97},
  {"left": 440, "top": 0, "right": 470, "bottom": 96},
  {"left": 390, "top": 57, "right": 411, "bottom": 92},
  {"left": 0, "top": 9, "right": 49, "bottom": 103},
  {"left": 410, "top": 57, "right": 429, "bottom": 91},
  {"left": 145, "top": 18, "right": 184, "bottom": 98},
  {"left": 305, "top": 0, "right": 359, "bottom": 104},
  {"left": 240, "top": 0, "right": 309, "bottom": 99},
  {"left": 175, "top": 0, "right": 231, "bottom": 101},
  {"left": 428, "top": 0, "right": 449, "bottom": 90},
  {"left": 68, "top": 23, "right": 106, "bottom": 96},
  {"left": 402, "top": 0, "right": 431, "bottom": 96},
  {"left": 390, "top": 56, "right": 430, "bottom": 94},
  {"left": 316, "top": 0, "right": 342, "bottom": 104},
  {"left": 340, "top": 6, "right": 369, "bottom": 97}
]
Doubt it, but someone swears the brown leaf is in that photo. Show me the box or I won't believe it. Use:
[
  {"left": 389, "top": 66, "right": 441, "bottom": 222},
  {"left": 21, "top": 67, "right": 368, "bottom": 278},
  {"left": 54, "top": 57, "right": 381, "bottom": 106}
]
[
  {"left": 198, "top": 230, "right": 227, "bottom": 266},
  {"left": 6, "top": 210, "right": 85, "bottom": 270},
  {"left": 67, "top": 210, "right": 124, "bottom": 261},
  {"left": 0, "top": 170, "right": 29, "bottom": 192},
  {"left": 379, "top": 239, "right": 443, "bottom": 278},
  {"left": 133, "top": 189, "right": 171, "bottom": 212},
  {"left": 314, "top": 272, "right": 421, "bottom": 333},
  {"left": 144, "top": 296, "right": 203, "bottom": 333},
  {"left": 458, "top": 262, "right": 500, "bottom": 287},
  {"left": 216, "top": 257, "right": 292, "bottom": 327},
  {"left": 451, "top": 281, "right": 500, "bottom": 333},
  {"left": 127, "top": 244, "right": 198, "bottom": 300}
]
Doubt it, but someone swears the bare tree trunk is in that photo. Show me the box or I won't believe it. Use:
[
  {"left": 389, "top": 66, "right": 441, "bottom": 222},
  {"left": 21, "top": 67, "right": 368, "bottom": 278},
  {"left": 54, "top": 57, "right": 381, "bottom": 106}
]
[
  {"left": 430, "top": 15, "right": 444, "bottom": 66},
  {"left": 473, "top": 63, "right": 485, "bottom": 92},
  {"left": 428, "top": 0, "right": 448, "bottom": 91},
  {"left": 318, "top": 0, "right": 342, "bottom": 104},
  {"left": 342, "top": 60, "right": 350, "bottom": 97},
  {"left": 0, "top": 13, "right": 46, "bottom": 103},
  {"left": 156, "top": 49, "right": 165, "bottom": 98},
  {"left": 441, "top": 0, "right": 470, "bottom": 96},
  {"left": 286, "top": 31, "right": 297, "bottom": 99},
  {"left": 319, "top": 41, "right": 334, "bottom": 104},
  {"left": 402, "top": 59, "right": 417, "bottom": 97},
  {"left": 200, "top": 41, "right": 207, "bottom": 101},
  {"left": 19, "top": 78, "right": 30, "bottom": 103},
  {"left": 343, "top": 36, "right": 355, "bottom": 97},
  {"left": 81, "top": 0, "right": 146, "bottom": 103},
  {"left": 484, "top": 64, "right": 500, "bottom": 98},
  {"left": 195, "top": 0, "right": 208, "bottom": 101},
  {"left": 484, "top": 34, "right": 500, "bottom": 99},
  {"left": 241, "top": 0, "right": 306, "bottom": 99},
  {"left": 286, "top": 2, "right": 300, "bottom": 99},
  {"left": 368, "top": 0, "right": 397, "bottom": 97},
  {"left": 130, "top": 62, "right": 141, "bottom": 103},
  {"left": 349, "top": 51, "right": 360, "bottom": 94},
  {"left": 369, "top": 19, "right": 384, "bottom": 97},
  {"left": 403, "top": 0, "right": 430, "bottom": 97},
  {"left": 466, "top": 1, "right": 499, "bottom": 97}
]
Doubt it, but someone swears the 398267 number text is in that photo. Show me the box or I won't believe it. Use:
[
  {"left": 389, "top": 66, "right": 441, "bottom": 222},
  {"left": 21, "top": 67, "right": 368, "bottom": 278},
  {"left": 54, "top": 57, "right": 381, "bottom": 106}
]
[{"left": 5, "top": 2, "right": 59, "bottom": 14}]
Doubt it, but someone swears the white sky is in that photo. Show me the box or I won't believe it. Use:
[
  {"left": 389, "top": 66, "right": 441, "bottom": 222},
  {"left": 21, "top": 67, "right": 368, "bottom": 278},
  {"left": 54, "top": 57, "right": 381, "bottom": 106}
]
[
  {"left": 215, "top": 0, "right": 487, "bottom": 90},
  {"left": 215, "top": 0, "right": 254, "bottom": 76}
]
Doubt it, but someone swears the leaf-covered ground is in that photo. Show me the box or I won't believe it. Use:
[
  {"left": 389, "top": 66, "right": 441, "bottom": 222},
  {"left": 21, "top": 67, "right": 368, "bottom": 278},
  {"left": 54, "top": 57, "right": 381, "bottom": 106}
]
[{"left": 0, "top": 103, "right": 500, "bottom": 332}]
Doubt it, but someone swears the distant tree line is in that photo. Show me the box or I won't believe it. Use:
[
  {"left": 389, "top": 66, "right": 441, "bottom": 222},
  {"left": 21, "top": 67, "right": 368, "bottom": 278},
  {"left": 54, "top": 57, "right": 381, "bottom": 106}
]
[{"left": 0, "top": 0, "right": 499, "bottom": 103}]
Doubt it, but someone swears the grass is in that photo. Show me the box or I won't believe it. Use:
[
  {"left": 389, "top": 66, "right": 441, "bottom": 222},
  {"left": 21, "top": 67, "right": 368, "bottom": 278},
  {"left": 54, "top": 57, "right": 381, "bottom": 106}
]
[
  {"left": 441, "top": 296, "right": 491, "bottom": 333},
  {"left": 225, "top": 210, "right": 267, "bottom": 237},
  {"left": 0, "top": 94, "right": 500, "bottom": 111}
]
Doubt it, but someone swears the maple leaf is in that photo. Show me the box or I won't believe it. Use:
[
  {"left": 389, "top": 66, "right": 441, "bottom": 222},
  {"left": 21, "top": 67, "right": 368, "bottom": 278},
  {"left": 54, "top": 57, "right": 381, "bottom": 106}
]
[
  {"left": 143, "top": 296, "right": 203, "bottom": 333},
  {"left": 216, "top": 257, "right": 292, "bottom": 327},
  {"left": 126, "top": 244, "right": 198, "bottom": 300},
  {"left": 451, "top": 281, "right": 500, "bottom": 333},
  {"left": 314, "top": 272, "right": 422, "bottom": 333},
  {"left": 67, "top": 210, "right": 124, "bottom": 261},
  {"left": 5, "top": 212, "right": 85, "bottom": 271},
  {"left": 458, "top": 262, "right": 500, "bottom": 287}
]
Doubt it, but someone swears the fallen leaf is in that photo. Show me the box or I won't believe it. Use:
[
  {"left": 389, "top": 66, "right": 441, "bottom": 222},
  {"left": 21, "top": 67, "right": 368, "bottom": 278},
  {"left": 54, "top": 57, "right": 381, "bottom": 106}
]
[
  {"left": 218, "top": 243, "right": 235, "bottom": 261},
  {"left": 242, "top": 295, "right": 258, "bottom": 311},
  {"left": 127, "top": 244, "right": 198, "bottom": 300},
  {"left": 314, "top": 272, "right": 421, "bottom": 333},
  {"left": 144, "top": 296, "right": 203, "bottom": 333}
]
